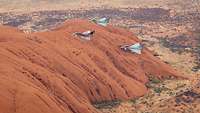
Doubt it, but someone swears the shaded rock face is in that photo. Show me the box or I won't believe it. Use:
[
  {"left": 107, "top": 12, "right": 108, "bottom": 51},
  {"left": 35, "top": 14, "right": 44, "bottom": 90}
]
[{"left": 0, "top": 19, "right": 184, "bottom": 113}]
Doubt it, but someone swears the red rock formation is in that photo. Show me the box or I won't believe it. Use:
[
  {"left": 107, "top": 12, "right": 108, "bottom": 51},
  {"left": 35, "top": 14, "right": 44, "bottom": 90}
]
[{"left": 0, "top": 19, "right": 186, "bottom": 113}]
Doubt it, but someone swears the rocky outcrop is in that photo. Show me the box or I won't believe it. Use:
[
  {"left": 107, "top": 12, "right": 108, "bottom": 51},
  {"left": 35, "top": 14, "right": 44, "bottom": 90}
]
[{"left": 0, "top": 19, "right": 185, "bottom": 113}]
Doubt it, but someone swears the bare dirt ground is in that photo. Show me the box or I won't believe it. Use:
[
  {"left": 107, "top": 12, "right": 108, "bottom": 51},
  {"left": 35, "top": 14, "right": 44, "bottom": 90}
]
[{"left": 0, "top": 0, "right": 200, "bottom": 113}]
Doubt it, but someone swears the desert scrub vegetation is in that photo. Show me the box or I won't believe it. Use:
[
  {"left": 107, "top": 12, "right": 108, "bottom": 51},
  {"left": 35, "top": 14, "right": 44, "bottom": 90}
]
[
  {"left": 145, "top": 76, "right": 161, "bottom": 88},
  {"left": 153, "top": 86, "right": 169, "bottom": 94},
  {"left": 93, "top": 99, "right": 122, "bottom": 109},
  {"left": 175, "top": 83, "right": 187, "bottom": 90},
  {"left": 129, "top": 98, "right": 137, "bottom": 104},
  {"left": 149, "top": 76, "right": 161, "bottom": 84},
  {"left": 145, "top": 76, "right": 172, "bottom": 94}
]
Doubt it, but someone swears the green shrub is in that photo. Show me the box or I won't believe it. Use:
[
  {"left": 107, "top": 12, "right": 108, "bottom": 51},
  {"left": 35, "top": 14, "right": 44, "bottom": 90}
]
[
  {"left": 129, "top": 98, "right": 137, "bottom": 104},
  {"left": 154, "top": 87, "right": 163, "bottom": 94},
  {"left": 153, "top": 86, "right": 170, "bottom": 94},
  {"left": 149, "top": 76, "right": 161, "bottom": 84}
]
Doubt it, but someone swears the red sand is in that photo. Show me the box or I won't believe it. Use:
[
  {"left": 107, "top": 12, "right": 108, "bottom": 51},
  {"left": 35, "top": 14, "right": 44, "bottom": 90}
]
[{"left": 0, "top": 19, "right": 186, "bottom": 113}]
